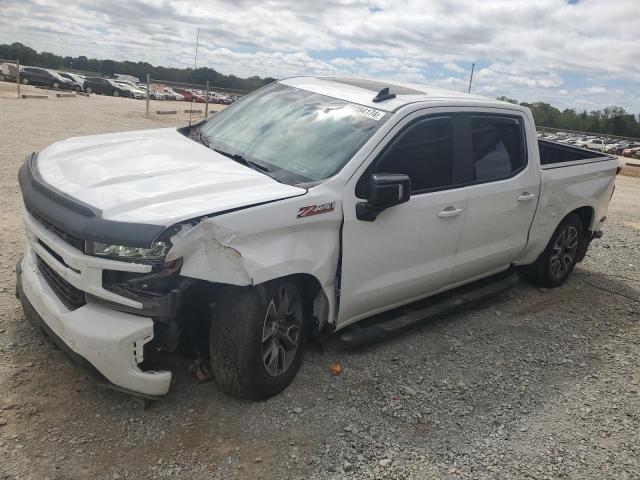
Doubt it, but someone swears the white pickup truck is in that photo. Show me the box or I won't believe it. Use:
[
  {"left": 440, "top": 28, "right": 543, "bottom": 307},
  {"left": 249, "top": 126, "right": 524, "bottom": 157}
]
[{"left": 17, "top": 77, "right": 618, "bottom": 400}]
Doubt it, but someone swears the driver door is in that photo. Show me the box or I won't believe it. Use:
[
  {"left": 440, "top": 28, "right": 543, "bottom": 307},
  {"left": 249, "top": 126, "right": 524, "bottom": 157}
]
[{"left": 338, "top": 113, "right": 468, "bottom": 327}]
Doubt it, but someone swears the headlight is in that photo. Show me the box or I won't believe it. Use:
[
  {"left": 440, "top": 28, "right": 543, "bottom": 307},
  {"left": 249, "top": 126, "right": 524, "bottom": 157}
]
[{"left": 89, "top": 241, "right": 171, "bottom": 260}]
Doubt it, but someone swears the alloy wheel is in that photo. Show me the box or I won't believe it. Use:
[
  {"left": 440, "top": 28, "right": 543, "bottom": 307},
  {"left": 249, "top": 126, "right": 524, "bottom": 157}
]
[
  {"left": 550, "top": 226, "right": 579, "bottom": 279},
  {"left": 261, "top": 284, "right": 303, "bottom": 377}
]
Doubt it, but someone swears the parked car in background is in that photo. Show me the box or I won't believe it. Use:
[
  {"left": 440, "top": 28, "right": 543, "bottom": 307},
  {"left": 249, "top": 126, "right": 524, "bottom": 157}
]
[
  {"left": 83, "top": 77, "right": 131, "bottom": 97},
  {"left": 0, "top": 62, "right": 19, "bottom": 82},
  {"left": 114, "top": 81, "right": 146, "bottom": 99},
  {"left": 20, "top": 67, "right": 74, "bottom": 90},
  {"left": 584, "top": 139, "right": 606, "bottom": 151},
  {"left": 138, "top": 84, "right": 165, "bottom": 100},
  {"left": 174, "top": 87, "right": 205, "bottom": 102},
  {"left": 163, "top": 87, "right": 184, "bottom": 101},
  {"left": 622, "top": 146, "right": 640, "bottom": 157},
  {"left": 58, "top": 72, "right": 86, "bottom": 92}
]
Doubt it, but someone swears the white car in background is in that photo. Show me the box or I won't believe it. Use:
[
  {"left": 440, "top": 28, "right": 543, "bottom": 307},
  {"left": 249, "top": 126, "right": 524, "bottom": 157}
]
[
  {"left": 138, "top": 84, "right": 165, "bottom": 100},
  {"left": 163, "top": 87, "right": 184, "bottom": 101},
  {"left": 114, "top": 81, "right": 145, "bottom": 99},
  {"left": 584, "top": 139, "right": 606, "bottom": 151},
  {"left": 58, "top": 72, "right": 86, "bottom": 92}
]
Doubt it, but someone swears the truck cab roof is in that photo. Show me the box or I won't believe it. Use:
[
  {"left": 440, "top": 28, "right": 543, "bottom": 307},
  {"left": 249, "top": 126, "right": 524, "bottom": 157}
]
[{"left": 280, "top": 76, "right": 525, "bottom": 113}]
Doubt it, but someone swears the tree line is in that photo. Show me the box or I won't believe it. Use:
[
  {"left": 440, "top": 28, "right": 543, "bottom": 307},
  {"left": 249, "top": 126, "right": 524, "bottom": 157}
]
[
  {"left": 0, "top": 42, "right": 276, "bottom": 92},
  {"left": 497, "top": 96, "right": 640, "bottom": 139}
]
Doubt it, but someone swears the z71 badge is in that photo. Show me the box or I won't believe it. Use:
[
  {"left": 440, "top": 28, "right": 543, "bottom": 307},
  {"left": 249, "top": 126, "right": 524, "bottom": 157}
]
[{"left": 297, "top": 201, "right": 336, "bottom": 218}]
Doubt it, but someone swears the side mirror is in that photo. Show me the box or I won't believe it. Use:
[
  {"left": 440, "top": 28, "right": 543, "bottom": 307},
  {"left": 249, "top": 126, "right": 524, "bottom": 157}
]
[{"left": 356, "top": 173, "right": 411, "bottom": 221}]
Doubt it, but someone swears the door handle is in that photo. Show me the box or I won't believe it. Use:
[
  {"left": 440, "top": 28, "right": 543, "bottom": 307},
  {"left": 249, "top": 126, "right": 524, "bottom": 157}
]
[
  {"left": 517, "top": 193, "right": 536, "bottom": 201},
  {"left": 437, "top": 207, "right": 462, "bottom": 218}
]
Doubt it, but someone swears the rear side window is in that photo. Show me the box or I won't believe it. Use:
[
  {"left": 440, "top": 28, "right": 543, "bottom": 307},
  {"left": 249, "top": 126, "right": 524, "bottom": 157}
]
[
  {"left": 375, "top": 117, "right": 454, "bottom": 193},
  {"left": 471, "top": 116, "right": 525, "bottom": 182}
]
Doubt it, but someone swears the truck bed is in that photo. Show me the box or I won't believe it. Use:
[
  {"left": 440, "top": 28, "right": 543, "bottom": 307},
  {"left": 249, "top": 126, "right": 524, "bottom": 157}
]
[{"left": 538, "top": 139, "right": 611, "bottom": 166}]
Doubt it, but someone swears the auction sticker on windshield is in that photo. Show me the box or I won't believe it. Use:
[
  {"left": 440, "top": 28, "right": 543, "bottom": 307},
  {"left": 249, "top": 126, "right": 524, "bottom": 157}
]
[{"left": 345, "top": 104, "right": 385, "bottom": 121}]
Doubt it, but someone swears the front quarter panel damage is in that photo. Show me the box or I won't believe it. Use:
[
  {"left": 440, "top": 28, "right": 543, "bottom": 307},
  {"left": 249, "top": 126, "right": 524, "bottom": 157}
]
[
  {"left": 167, "top": 221, "right": 253, "bottom": 285},
  {"left": 165, "top": 195, "right": 342, "bottom": 326}
]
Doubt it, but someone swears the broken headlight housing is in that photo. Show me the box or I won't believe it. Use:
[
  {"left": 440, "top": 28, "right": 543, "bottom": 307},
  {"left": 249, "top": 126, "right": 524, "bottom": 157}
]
[{"left": 87, "top": 241, "right": 171, "bottom": 261}]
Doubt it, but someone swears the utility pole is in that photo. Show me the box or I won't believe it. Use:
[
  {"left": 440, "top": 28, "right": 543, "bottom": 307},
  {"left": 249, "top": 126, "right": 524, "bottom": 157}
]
[
  {"left": 467, "top": 63, "right": 475, "bottom": 93},
  {"left": 16, "top": 58, "right": 20, "bottom": 99},
  {"left": 205, "top": 80, "right": 209, "bottom": 116},
  {"left": 145, "top": 73, "right": 150, "bottom": 115}
]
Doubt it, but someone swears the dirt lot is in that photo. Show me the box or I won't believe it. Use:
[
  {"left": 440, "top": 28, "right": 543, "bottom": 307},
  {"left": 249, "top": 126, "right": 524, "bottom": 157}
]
[{"left": 0, "top": 82, "right": 639, "bottom": 480}]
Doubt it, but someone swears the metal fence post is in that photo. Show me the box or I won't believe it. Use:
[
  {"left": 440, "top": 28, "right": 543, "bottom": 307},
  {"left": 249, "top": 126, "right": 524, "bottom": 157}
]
[
  {"left": 205, "top": 80, "right": 209, "bottom": 117},
  {"left": 16, "top": 59, "right": 20, "bottom": 99},
  {"left": 145, "top": 73, "right": 150, "bottom": 115}
]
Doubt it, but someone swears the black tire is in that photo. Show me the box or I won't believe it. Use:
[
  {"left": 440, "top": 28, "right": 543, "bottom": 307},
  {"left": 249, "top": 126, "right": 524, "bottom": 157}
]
[
  {"left": 86, "top": 87, "right": 92, "bottom": 94},
  {"left": 75, "top": 85, "right": 81, "bottom": 92},
  {"left": 22, "top": 77, "right": 29, "bottom": 85},
  {"left": 523, "top": 214, "right": 584, "bottom": 288},
  {"left": 52, "top": 81, "right": 59, "bottom": 89},
  {"left": 209, "top": 280, "right": 308, "bottom": 400},
  {"left": 112, "top": 90, "right": 119, "bottom": 97}
]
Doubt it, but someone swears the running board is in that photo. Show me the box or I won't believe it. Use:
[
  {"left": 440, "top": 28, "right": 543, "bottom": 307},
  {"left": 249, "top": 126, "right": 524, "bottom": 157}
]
[{"left": 338, "top": 271, "right": 519, "bottom": 349}]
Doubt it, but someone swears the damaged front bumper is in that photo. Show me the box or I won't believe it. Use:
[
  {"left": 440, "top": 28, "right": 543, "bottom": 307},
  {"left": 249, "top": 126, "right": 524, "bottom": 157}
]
[{"left": 17, "top": 249, "right": 172, "bottom": 397}]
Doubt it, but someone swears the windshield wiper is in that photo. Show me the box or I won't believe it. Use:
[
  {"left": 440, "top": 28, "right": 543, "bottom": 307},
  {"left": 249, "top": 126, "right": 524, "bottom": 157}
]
[{"left": 213, "top": 148, "right": 277, "bottom": 179}]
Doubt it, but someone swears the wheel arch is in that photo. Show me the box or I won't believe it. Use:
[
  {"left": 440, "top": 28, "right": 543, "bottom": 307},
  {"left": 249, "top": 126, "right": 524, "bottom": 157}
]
[{"left": 571, "top": 205, "right": 594, "bottom": 235}]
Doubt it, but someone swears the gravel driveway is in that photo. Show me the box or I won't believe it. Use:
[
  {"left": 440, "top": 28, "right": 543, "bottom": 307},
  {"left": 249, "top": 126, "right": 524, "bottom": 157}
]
[{"left": 1, "top": 87, "right": 639, "bottom": 480}]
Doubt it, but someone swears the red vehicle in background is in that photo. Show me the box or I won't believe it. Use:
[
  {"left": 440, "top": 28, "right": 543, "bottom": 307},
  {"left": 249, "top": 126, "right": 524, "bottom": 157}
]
[
  {"left": 173, "top": 88, "right": 205, "bottom": 103},
  {"left": 622, "top": 146, "right": 640, "bottom": 157}
]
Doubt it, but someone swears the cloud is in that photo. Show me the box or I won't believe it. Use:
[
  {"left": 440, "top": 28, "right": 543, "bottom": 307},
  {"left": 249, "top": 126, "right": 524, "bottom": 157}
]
[
  {"left": 444, "top": 62, "right": 465, "bottom": 73},
  {"left": 0, "top": 0, "right": 638, "bottom": 112}
]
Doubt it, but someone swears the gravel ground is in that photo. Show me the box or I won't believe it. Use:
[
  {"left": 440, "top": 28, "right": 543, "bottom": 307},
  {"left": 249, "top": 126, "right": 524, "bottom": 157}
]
[{"left": 0, "top": 84, "right": 639, "bottom": 480}]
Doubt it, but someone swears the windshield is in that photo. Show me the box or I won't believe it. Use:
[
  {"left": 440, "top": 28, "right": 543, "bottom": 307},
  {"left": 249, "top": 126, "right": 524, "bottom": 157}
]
[{"left": 197, "top": 83, "right": 389, "bottom": 184}]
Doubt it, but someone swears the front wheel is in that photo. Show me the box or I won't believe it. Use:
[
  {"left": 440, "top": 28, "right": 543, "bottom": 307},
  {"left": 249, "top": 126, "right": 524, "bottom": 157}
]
[
  {"left": 209, "top": 280, "right": 307, "bottom": 399},
  {"left": 112, "top": 90, "right": 119, "bottom": 97},
  {"left": 22, "top": 77, "right": 29, "bottom": 85},
  {"left": 523, "top": 214, "right": 584, "bottom": 288}
]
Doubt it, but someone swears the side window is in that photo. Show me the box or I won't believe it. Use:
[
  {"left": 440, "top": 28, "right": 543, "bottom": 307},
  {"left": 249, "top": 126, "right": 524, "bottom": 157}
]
[
  {"left": 374, "top": 117, "right": 454, "bottom": 193},
  {"left": 471, "top": 116, "right": 525, "bottom": 182}
]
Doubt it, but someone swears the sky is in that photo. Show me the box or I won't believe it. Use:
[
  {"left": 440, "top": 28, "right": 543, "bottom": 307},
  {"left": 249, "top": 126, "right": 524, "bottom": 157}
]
[{"left": 1, "top": 0, "right": 638, "bottom": 114}]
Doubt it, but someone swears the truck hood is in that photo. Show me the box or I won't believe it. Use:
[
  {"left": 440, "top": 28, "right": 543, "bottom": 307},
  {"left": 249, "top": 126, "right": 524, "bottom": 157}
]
[{"left": 35, "top": 128, "right": 307, "bottom": 225}]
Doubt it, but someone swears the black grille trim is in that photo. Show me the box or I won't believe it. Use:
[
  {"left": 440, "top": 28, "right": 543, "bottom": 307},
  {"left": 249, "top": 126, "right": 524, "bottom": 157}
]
[
  {"left": 29, "top": 208, "right": 84, "bottom": 251},
  {"left": 36, "top": 256, "right": 86, "bottom": 310}
]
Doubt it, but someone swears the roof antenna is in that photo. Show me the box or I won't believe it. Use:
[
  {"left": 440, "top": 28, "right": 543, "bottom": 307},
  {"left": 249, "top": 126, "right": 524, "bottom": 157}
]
[
  {"left": 372, "top": 87, "right": 396, "bottom": 103},
  {"left": 188, "top": 27, "right": 200, "bottom": 128}
]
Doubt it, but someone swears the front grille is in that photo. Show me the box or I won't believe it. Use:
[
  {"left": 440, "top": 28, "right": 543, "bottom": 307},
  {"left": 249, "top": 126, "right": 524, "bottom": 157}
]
[
  {"left": 28, "top": 208, "right": 84, "bottom": 251},
  {"left": 37, "top": 256, "right": 86, "bottom": 310}
]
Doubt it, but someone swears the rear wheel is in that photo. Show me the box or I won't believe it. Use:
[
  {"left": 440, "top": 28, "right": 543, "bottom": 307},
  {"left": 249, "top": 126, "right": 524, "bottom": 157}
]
[
  {"left": 52, "top": 81, "right": 59, "bottom": 89},
  {"left": 523, "top": 214, "right": 583, "bottom": 288},
  {"left": 22, "top": 77, "right": 29, "bottom": 85},
  {"left": 209, "top": 280, "right": 307, "bottom": 399},
  {"left": 86, "top": 87, "right": 92, "bottom": 94}
]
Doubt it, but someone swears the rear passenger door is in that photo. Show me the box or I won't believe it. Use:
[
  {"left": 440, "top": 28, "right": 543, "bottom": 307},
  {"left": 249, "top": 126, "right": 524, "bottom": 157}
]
[{"left": 450, "top": 113, "right": 539, "bottom": 284}]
